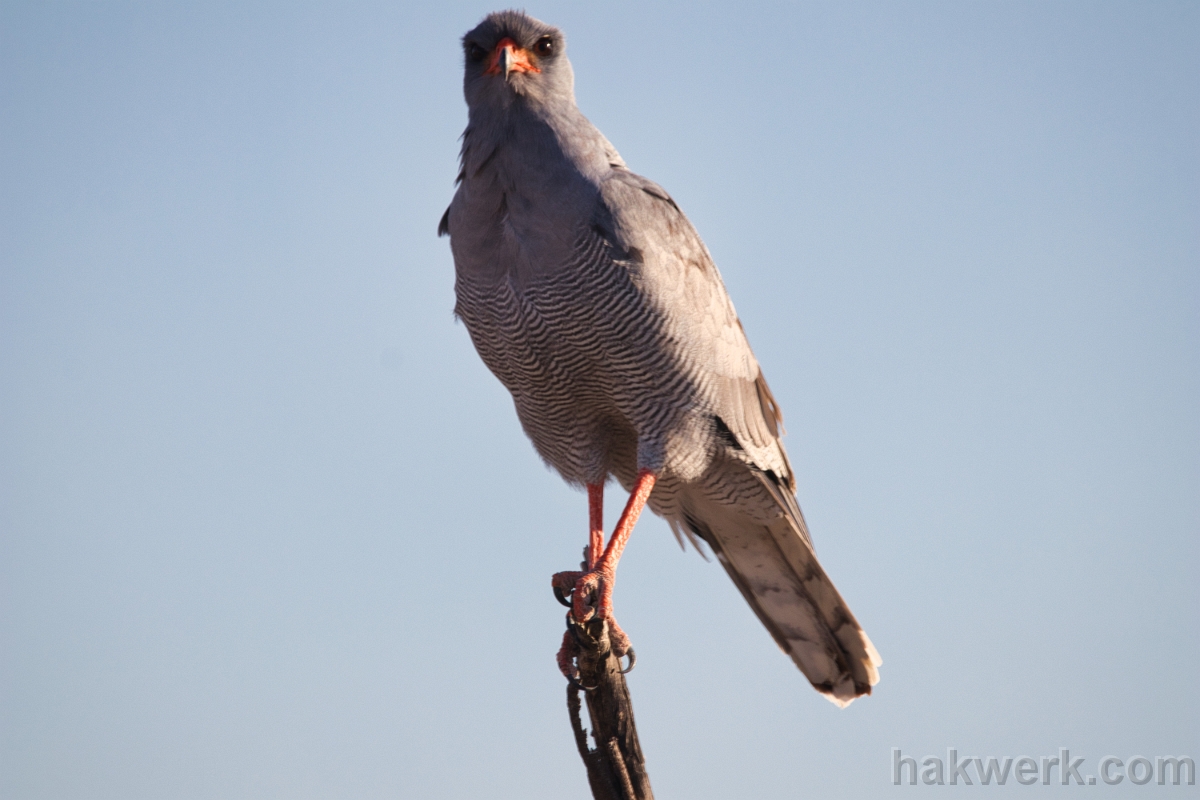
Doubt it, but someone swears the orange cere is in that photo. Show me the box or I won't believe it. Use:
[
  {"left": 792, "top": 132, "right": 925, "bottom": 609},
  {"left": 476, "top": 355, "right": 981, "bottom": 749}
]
[{"left": 484, "top": 37, "right": 541, "bottom": 76}]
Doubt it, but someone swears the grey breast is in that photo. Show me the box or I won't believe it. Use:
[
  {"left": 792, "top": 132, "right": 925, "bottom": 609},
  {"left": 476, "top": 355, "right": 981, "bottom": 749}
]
[{"left": 452, "top": 195, "right": 704, "bottom": 488}]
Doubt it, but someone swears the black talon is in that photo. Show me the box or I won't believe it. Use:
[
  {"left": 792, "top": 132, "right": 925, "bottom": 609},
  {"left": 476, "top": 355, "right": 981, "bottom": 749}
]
[
  {"left": 553, "top": 585, "right": 572, "bottom": 608},
  {"left": 620, "top": 647, "right": 636, "bottom": 674},
  {"left": 566, "top": 671, "right": 600, "bottom": 692}
]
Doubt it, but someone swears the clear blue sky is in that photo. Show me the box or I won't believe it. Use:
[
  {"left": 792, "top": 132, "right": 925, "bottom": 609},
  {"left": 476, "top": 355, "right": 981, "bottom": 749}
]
[{"left": 2, "top": 2, "right": 1196, "bottom": 798}]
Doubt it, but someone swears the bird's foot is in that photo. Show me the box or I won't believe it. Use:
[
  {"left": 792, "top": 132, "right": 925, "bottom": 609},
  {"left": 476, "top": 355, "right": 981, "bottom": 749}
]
[
  {"left": 551, "top": 570, "right": 583, "bottom": 609},
  {"left": 552, "top": 567, "right": 616, "bottom": 624},
  {"left": 606, "top": 615, "right": 633, "bottom": 662},
  {"left": 555, "top": 613, "right": 636, "bottom": 686},
  {"left": 552, "top": 568, "right": 633, "bottom": 683},
  {"left": 556, "top": 626, "right": 591, "bottom": 688}
]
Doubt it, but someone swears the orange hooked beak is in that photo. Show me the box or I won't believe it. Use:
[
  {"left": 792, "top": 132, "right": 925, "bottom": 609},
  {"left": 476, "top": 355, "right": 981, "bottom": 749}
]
[{"left": 483, "top": 37, "right": 541, "bottom": 79}]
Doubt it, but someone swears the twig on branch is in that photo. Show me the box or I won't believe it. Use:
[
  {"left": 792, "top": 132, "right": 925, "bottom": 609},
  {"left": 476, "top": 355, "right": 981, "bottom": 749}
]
[{"left": 564, "top": 615, "right": 654, "bottom": 800}]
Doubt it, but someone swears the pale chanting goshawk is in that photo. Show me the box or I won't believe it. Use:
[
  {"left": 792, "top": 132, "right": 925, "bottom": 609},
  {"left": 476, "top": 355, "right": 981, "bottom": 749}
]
[{"left": 440, "top": 10, "right": 881, "bottom": 707}]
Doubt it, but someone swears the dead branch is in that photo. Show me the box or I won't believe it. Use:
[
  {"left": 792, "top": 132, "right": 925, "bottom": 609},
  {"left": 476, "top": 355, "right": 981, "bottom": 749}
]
[{"left": 564, "top": 616, "right": 654, "bottom": 800}]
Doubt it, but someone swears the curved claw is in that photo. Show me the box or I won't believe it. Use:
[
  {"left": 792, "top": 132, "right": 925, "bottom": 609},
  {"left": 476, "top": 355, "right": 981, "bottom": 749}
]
[
  {"left": 620, "top": 647, "right": 636, "bottom": 674},
  {"left": 553, "top": 585, "right": 572, "bottom": 608},
  {"left": 566, "top": 672, "right": 599, "bottom": 692}
]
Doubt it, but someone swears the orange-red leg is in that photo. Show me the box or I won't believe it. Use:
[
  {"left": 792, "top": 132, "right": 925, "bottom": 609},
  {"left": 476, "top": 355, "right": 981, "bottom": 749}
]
[
  {"left": 580, "top": 469, "right": 656, "bottom": 620},
  {"left": 551, "top": 483, "right": 605, "bottom": 602},
  {"left": 552, "top": 470, "right": 657, "bottom": 668},
  {"left": 587, "top": 483, "right": 604, "bottom": 569}
]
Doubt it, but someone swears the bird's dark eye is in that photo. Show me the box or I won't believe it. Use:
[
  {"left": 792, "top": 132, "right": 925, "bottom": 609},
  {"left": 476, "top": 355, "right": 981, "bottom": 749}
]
[
  {"left": 533, "top": 36, "right": 554, "bottom": 56},
  {"left": 466, "top": 42, "right": 487, "bottom": 63}
]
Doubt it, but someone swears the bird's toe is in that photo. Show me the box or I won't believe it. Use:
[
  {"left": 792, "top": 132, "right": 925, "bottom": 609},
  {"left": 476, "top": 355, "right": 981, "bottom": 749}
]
[{"left": 551, "top": 570, "right": 583, "bottom": 607}]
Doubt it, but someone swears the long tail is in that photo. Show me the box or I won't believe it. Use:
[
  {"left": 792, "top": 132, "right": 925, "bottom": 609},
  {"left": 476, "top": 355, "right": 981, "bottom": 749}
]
[{"left": 668, "top": 470, "right": 881, "bottom": 707}]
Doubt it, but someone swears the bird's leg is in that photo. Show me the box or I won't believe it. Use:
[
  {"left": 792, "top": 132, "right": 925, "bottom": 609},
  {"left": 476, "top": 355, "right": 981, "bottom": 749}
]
[
  {"left": 553, "top": 483, "right": 605, "bottom": 681},
  {"left": 552, "top": 472, "right": 655, "bottom": 670},
  {"left": 587, "top": 482, "right": 604, "bottom": 569},
  {"left": 551, "top": 483, "right": 605, "bottom": 605},
  {"left": 570, "top": 470, "right": 657, "bottom": 655}
]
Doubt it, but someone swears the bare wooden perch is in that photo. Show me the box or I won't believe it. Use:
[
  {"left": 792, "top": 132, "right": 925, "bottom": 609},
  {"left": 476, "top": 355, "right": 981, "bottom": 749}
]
[{"left": 564, "top": 615, "right": 654, "bottom": 800}]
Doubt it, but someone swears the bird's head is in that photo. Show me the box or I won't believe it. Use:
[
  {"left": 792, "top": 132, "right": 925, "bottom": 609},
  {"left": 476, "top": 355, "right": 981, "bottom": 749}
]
[{"left": 461, "top": 10, "right": 573, "bottom": 113}]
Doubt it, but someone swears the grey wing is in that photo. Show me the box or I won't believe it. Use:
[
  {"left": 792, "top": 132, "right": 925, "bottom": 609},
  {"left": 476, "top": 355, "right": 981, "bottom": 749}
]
[
  {"left": 596, "top": 170, "right": 805, "bottom": 510},
  {"left": 596, "top": 172, "right": 790, "bottom": 473},
  {"left": 598, "top": 170, "right": 882, "bottom": 706}
]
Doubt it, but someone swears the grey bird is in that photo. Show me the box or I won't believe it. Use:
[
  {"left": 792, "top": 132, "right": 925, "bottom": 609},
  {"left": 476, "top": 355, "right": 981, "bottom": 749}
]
[{"left": 440, "top": 10, "right": 881, "bottom": 707}]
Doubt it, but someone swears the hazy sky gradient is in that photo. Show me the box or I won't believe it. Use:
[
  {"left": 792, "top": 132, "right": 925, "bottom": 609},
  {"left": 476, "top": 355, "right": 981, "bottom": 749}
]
[{"left": 2, "top": 2, "right": 1197, "bottom": 798}]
